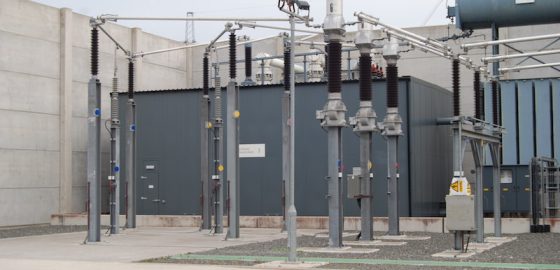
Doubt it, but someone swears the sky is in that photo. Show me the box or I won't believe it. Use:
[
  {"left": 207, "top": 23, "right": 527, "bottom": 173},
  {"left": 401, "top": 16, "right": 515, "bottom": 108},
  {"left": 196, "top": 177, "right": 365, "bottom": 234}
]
[{"left": 33, "top": 0, "right": 452, "bottom": 43}]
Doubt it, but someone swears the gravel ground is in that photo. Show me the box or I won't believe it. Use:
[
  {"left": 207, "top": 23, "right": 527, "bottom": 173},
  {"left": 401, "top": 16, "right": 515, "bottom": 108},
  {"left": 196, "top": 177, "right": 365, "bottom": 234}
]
[
  {"left": 0, "top": 225, "right": 94, "bottom": 239},
  {"left": 161, "top": 231, "right": 560, "bottom": 269}
]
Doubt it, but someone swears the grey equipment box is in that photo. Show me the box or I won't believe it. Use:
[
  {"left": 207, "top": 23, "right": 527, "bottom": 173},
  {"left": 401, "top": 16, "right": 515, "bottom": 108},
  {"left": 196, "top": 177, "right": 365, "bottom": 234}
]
[
  {"left": 347, "top": 167, "right": 362, "bottom": 199},
  {"left": 446, "top": 195, "right": 475, "bottom": 231}
]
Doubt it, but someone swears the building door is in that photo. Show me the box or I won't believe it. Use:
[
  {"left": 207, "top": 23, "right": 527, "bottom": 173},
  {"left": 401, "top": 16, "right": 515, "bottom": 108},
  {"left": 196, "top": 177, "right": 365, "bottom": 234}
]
[{"left": 138, "top": 160, "right": 160, "bottom": 214}]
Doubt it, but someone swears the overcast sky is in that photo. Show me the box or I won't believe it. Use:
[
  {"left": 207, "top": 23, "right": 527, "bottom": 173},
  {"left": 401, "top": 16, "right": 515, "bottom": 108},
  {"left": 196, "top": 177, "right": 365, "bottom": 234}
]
[{"left": 34, "top": 0, "right": 452, "bottom": 42}]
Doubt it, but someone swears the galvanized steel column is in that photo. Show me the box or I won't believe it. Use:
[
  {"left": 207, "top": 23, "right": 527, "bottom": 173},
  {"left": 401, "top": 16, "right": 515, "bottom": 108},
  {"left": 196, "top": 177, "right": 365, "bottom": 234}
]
[
  {"left": 125, "top": 61, "right": 136, "bottom": 229},
  {"left": 87, "top": 26, "right": 101, "bottom": 242},
  {"left": 227, "top": 33, "right": 240, "bottom": 239}
]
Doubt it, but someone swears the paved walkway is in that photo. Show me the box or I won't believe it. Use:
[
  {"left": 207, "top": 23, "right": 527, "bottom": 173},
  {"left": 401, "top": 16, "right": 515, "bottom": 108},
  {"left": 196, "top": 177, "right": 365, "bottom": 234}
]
[{"left": 0, "top": 227, "right": 286, "bottom": 269}]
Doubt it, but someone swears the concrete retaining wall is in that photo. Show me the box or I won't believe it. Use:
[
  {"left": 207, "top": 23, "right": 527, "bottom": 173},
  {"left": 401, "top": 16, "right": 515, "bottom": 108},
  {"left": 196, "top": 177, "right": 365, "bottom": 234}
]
[{"left": 51, "top": 214, "right": 560, "bottom": 234}]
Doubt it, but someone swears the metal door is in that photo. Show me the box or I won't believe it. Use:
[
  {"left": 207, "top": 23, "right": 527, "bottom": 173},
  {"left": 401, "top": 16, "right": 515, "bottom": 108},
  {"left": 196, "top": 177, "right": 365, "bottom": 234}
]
[
  {"left": 515, "top": 166, "right": 531, "bottom": 213},
  {"left": 138, "top": 160, "right": 160, "bottom": 214}
]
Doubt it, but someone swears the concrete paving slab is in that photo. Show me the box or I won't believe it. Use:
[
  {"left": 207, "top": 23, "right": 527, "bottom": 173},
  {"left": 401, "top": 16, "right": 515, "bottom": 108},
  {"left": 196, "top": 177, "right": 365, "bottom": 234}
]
[
  {"left": 0, "top": 258, "right": 256, "bottom": 270},
  {"left": 345, "top": 240, "right": 407, "bottom": 246},
  {"left": 298, "top": 246, "right": 379, "bottom": 254},
  {"left": 314, "top": 232, "right": 359, "bottom": 238},
  {"left": 0, "top": 227, "right": 286, "bottom": 263},
  {"left": 466, "top": 242, "right": 499, "bottom": 252},
  {"left": 254, "top": 261, "right": 329, "bottom": 269},
  {"left": 377, "top": 235, "right": 431, "bottom": 241},
  {"left": 432, "top": 249, "right": 477, "bottom": 258},
  {"left": 485, "top": 236, "right": 517, "bottom": 244}
]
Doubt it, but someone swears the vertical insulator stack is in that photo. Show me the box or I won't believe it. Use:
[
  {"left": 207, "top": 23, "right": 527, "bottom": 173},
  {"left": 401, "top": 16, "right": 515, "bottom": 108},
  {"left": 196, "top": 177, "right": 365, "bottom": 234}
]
[
  {"left": 492, "top": 80, "right": 499, "bottom": 125},
  {"left": 215, "top": 78, "right": 222, "bottom": 119},
  {"left": 203, "top": 56, "right": 209, "bottom": 96},
  {"left": 386, "top": 65, "right": 398, "bottom": 108},
  {"left": 91, "top": 28, "right": 99, "bottom": 76},
  {"left": 229, "top": 33, "right": 236, "bottom": 80},
  {"left": 283, "top": 48, "right": 291, "bottom": 92},
  {"left": 327, "top": 42, "right": 342, "bottom": 93},
  {"left": 128, "top": 62, "right": 134, "bottom": 99},
  {"left": 359, "top": 54, "right": 372, "bottom": 101},
  {"left": 245, "top": 45, "right": 252, "bottom": 79},
  {"left": 452, "top": 59, "right": 460, "bottom": 117},
  {"left": 474, "top": 71, "right": 482, "bottom": 119},
  {"left": 111, "top": 78, "right": 119, "bottom": 120}
]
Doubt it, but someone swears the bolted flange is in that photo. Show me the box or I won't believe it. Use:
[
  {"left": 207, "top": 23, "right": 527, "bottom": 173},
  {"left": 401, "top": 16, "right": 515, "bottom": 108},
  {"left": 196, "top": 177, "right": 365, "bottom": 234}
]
[
  {"left": 350, "top": 102, "right": 378, "bottom": 133},
  {"left": 381, "top": 108, "right": 403, "bottom": 136},
  {"left": 316, "top": 93, "right": 347, "bottom": 127}
]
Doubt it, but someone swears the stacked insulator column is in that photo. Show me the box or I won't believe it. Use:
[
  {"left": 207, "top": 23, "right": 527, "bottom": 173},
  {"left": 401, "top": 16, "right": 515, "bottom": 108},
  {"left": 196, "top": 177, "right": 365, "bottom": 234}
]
[
  {"left": 492, "top": 80, "right": 499, "bottom": 125},
  {"left": 327, "top": 42, "right": 342, "bottom": 94},
  {"left": 386, "top": 65, "right": 398, "bottom": 108},
  {"left": 452, "top": 59, "right": 460, "bottom": 117},
  {"left": 359, "top": 55, "right": 372, "bottom": 101},
  {"left": 474, "top": 70, "right": 482, "bottom": 119}
]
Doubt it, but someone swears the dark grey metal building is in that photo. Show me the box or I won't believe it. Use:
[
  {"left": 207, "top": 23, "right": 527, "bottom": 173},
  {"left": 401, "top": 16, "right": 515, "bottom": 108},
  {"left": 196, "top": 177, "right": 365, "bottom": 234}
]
[{"left": 119, "top": 77, "right": 453, "bottom": 217}]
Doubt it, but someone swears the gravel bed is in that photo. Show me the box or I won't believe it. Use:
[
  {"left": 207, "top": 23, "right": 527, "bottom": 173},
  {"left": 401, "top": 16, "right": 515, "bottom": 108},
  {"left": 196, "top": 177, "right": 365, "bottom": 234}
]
[
  {"left": 155, "top": 231, "right": 560, "bottom": 269},
  {"left": 0, "top": 225, "right": 94, "bottom": 239}
]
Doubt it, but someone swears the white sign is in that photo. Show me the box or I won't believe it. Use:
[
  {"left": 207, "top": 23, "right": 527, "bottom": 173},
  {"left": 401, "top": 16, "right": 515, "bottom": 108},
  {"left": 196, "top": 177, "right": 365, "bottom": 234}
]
[
  {"left": 516, "top": 0, "right": 535, "bottom": 4},
  {"left": 501, "top": 170, "right": 513, "bottom": 184},
  {"left": 239, "top": 144, "right": 266, "bottom": 158}
]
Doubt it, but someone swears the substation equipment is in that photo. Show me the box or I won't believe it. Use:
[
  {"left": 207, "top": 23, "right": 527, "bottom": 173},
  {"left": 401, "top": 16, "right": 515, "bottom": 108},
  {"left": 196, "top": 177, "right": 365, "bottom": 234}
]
[{"left": 85, "top": 1, "right": 560, "bottom": 260}]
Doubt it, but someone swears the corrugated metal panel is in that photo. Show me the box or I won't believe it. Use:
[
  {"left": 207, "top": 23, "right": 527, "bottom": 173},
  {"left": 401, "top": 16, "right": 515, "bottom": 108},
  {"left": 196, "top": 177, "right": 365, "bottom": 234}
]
[
  {"left": 408, "top": 78, "right": 452, "bottom": 216},
  {"left": 119, "top": 78, "right": 451, "bottom": 217},
  {"left": 500, "top": 81, "right": 517, "bottom": 165},
  {"left": 517, "top": 81, "right": 535, "bottom": 164},
  {"left": 534, "top": 80, "right": 552, "bottom": 157},
  {"left": 553, "top": 79, "right": 560, "bottom": 160}
]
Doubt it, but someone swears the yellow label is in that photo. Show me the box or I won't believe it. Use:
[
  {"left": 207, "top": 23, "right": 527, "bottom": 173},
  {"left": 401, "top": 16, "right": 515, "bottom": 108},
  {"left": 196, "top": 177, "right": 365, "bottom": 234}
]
[
  {"left": 502, "top": 188, "right": 509, "bottom": 192},
  {"left": 466, "top": 183, "right": 472, "bottom": 195},
  {"left": 483, "top": 188, "right": 490, "bottom": 192},
  {"left": 233, "top": 110, "right": 240, "bottom": 118},
  {"left": 207, "top": 121, "right": 213, "bottom": 129},
  {"left": 218, "top": 165, "right": 224, "bottom": 172},
  {"left": 368, "top": 161, "right": 373, "bottom": 170},
  {"left": 451, "top": 182, "right": 460, "bottom": 193},
  {"left": 525, "top": 188, "right": 530, "bottom": 192}
]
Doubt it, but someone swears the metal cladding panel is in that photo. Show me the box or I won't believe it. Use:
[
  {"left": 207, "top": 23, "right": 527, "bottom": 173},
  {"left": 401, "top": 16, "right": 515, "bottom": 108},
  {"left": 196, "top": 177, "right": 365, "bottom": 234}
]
[
  {"left": 554, "top": 79, "right": 560, "bottom": 160},
  {"left": 534, "top": 80, "right": 552, "bottom": 157},
  {"left": 120, "top": 77, "right": 451, "bottom": 217},
  {"left": 517, "top": 81, "right": 535, "bottom": 164},
  {"left": 118, "top": 91, "right": 203, "bottom": 215},
  {"left": 454, "top": 0, "right": 560, "bottom": 30},
  {"left": 408, "top": 78, "right": 453, "bottom": 216},
  {"left": 501, "top": 81, "right": 518, "bottom": 165}
]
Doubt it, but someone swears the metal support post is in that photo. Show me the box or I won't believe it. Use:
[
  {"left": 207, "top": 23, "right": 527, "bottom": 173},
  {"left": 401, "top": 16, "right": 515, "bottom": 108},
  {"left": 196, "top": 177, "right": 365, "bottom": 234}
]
[
  {"left": 109, "top": 76, "right": 121, "bottom": 235},
  {"left": 87, "top": 26, "right": 101, "bottom": 243},
  {"left": 452, "top": 128, "right": 464, "bottom": 250},
  {"left": 226, "top": 81, "right": 240, "bottom": 239},
  {"left": 490, "top": 143, "right": 502, "bottom": 237},
  {"left": 201, "top": 95, "right": 211, "bottom": 230},
  {"left": 286, "top": 14, "right": 298, "bottom": 262},
  {"left": 329, "top": 125, "right": 343, "bottom": 246},
  {"left": 471, "top": 140, "right": 485, "bottom": 243},
  {"left": 281, "top": 92, "right": 290, "bottom": 232},
  {"left": 386, "top": 134, "right": 399, "bottom": 235},
  {"left": 359, "top": 132, "right": 373, "bottom": 239},
  {"left": 213, "top": 70, "right": 224, "bottom": 234},
  {"left": 87, "top": 77, "right": 101, "bottom": 242}
]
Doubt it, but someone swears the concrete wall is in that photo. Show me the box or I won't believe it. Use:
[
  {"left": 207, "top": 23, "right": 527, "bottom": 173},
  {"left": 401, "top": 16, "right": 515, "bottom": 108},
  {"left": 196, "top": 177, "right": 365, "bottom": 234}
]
[
  {"left": 0, "top": 0, "right": 187, "bottom": 226},
  {"left": 1, "top": 0, "right": 558, "bottom": 226}
]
